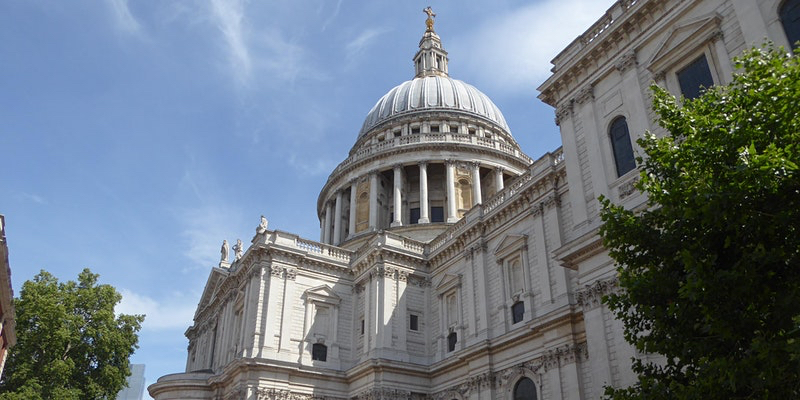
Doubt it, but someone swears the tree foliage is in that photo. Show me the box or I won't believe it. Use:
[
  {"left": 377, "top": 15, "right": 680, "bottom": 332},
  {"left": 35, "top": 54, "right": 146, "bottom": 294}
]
[
  {"left": 0, "top": 269, "right": 144, "bottom": 400},
  {"left": 601, "top": 45, "right": 800, "bottom": 399}
]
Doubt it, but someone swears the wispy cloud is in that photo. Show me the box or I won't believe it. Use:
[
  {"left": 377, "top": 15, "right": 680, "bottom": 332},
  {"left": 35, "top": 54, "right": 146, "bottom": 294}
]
[
  {"left": 109, "top": 0, "right": 142, "bottom": 35},
  {"left": 117, "top": 289, "right": 197, "bottom": 331},
  {"left": 345, "top": 28, "right": 391, "bottom": 69},
  {"left": 210, "top": 0, "right": 251, "bottom": 85},
  {"left": 15, "top": 192, "right": 46, "bottom": 205},
  {"left": 451, "top": 0, "right": 615, "bottom": 93},
  {"left": 320, "top": 0, "right": 343, "bottom": 32}
]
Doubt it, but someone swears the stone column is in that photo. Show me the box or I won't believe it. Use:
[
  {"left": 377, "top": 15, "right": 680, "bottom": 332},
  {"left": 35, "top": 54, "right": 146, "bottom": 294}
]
[
  {"left": 391, "top": 165, "right": 403, "bottom": 227},
  {"left": 418, "top": 162, "right": 430, "bottom": 223},
  {"left": 471, "top": 162, "right": 482, "bottom": 205},
  {"left": 446, "top": 160, "right": 458, "bottom": 223},
  {"left": 495, "top": 167, "right": 505, "bottom": 192},
  {"left": 322, "top": 202, "right": 332, "bottom": 244},
  {"left": 369, "top": 171, "right": 378, "bottom": 231},
  {"left": 333, "top": 190, "right": 343, "bottom": 245},
  {"left": 348, "top": 181, "right": 357, "bottom": 238}
]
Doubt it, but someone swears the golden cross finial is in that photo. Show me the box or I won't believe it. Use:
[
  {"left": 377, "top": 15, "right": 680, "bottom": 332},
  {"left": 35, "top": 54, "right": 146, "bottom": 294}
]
[{"left": 423, "top": 6, "right": 436, "bottom": 31}]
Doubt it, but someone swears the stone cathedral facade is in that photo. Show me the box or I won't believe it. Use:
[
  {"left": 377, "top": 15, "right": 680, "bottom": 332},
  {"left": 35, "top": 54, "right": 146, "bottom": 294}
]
[{"left": 149, "top": 1, "right": 798, "bottom": 399}]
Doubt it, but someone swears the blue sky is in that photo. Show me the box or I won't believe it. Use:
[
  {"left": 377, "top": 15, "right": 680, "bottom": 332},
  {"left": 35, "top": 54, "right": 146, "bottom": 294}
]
[{"left": 0, "top": 0, "right": 614, "bottom": 396}]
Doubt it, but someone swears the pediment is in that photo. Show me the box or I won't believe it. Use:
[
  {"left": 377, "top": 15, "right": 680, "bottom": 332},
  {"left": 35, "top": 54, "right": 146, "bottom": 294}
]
[
  {"left": 646, "top": 13, "right": 722, "bottom": 73},
  {"left": 493, "top": 234, "right": 527, "bottom": 259},
  {"left": 303, "top": 285, "right": 341, "bottom": 305},
  {"left": 435, "top": 273, "right": 461, "bottom": 294},
  {"left": 194, "top": 267, "right": 229, "bottom": 318}
]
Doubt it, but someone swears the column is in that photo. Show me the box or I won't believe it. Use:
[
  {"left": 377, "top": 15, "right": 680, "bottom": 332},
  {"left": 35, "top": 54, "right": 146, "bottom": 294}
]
[
  {"left": 418, "top": 162, "right": 430, "bottom": 223},
  {"left": 391, "top": 165, "right": 403, "bottom": 227},
  {"left": 348, "top": 181, "right": 357, "bottom": 238},
  {"left": 369, "top": 171, "right": 378, "bottom": 230},
  {"left": 446, "top": 161, "right": 458, "bottom": 223},
  {"left": 333, "top": 190, "right": 343, "bottom": 245},
  {"left": 495, "top": 167, "right": 505, "bottom": 192},
  {"left": 471, "top": 162, "right": 482, "bottom": 205},
  {"left": 322, "top": 202, "right": 332, "bottom": 244}
]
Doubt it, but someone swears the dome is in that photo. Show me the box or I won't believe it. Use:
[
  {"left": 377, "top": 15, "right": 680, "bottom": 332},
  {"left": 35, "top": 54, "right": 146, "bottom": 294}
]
[{"left": 359, "top": 76, "right": 510, "bottom": 138}]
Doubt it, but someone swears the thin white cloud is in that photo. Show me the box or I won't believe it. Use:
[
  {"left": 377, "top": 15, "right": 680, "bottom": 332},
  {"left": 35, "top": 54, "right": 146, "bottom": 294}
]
[
  {"left": 320, "top": 0, "right": 343, "bottom": 32},
  {"left": 345, "top": 28, "right": 391, "bottom": 69},
  {"left": 451, "top": 0, "right": 615, "bottom": 93},
  {"left": 109, "top": 0, "right": 142, "bottom": 34},
  {"left": 117, "top": 289, "right": 197, "bottom": 331},
  {"left": 210, "top": 0, "right": 251, "bottom": 84},
  {"left": 15, "top": 192, "right": 46, "bottom": 205}
]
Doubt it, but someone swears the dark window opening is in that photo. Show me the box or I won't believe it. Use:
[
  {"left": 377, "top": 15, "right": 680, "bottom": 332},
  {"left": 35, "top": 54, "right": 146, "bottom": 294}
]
[
  {"left": 410, "top": 208, "right": 420, "bottom": 224},
  {"left": 394, "top": 131, "right": 401, "bottom": 138},
  {"left": 609, "top": 116, "right": 636, "bottom": 177},
  {"left": 360, "top": 319, "right": 364, "bottom": 335},
  {"left": 468, "top": 128, "right": 476, "bottom": 135},
  {"left": 447, "top": 332, "right": 457, "bottom": 352},
  {"left": 513, "top": 377, "right": 538, "bottom": 400},
  {"left": 431, "top": 207, "right": 444, "bottom": 223},
  {"left": 430, "top": 125, "right": 440, "bottom": 133},
  {"left": 410, "top": 314, "right": 419, "bottom": 331},
  {"left": 677, "top": 54, "right": 714, "bottom": 100},
  {"left": 511, "top": 301, "right": 525, "bottom": 324},
  {"left": 312, "top": 343, "right": 327, "bottom": 361},
  {"left": 781, "top": 0, "right": 800, "bottom": 50},
  {"left": 411, "top": 127, "right": 421, "bottom": 134}
]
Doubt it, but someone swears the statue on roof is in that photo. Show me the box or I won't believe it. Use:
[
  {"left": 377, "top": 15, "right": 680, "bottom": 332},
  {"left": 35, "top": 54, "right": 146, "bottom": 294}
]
[
  {"left": 424, "top": 6, "right": 436, "bottom": 31},
  {"left": 233, "top": 239, "right": 244, "bottom": 261},
  {"left": 257, "top": 215, "right": 268, "bottom": 234},
  {"left": 220, "top": 239, "right": 229, "bottom": 263}
]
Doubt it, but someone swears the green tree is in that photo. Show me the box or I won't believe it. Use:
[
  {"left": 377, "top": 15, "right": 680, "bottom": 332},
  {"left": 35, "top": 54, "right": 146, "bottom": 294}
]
[
  {"left": 601, "top": 45, "right": 800, "bottom": 399},
  {"left": 0, "top": 269, "right": 144, "bottom": 400}
]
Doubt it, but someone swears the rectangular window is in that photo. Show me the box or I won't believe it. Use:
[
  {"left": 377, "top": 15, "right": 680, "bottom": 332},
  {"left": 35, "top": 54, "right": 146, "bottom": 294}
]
[
  {"left": 410, "top": 207, "right": 420, "bottom": 224},
  {"left": 312, "top": 343, "right": 327, "bottom": 361},
  {"left": 411, "top": 127, "right": 421, "bottom": 134},
  {"left": 447, "top": 332, "right": 457, "bottom": 352},
  {"left": 409, "top": 314, "right": 419, "bottom": 331},
  {"left": 677, "top": 54, "right": 714, "bottom": 100},
  {"left": 360, "top": 319, "right": 364, "bottom": 335},
  {"left": 431, "top": 207, "right": 444, "bottom": 223},
  {"left": 511, "top": 301, "right": 525, "bottom": 324},
  {"left": 430, "top": 125, "right": 440, "bottom": 133}
]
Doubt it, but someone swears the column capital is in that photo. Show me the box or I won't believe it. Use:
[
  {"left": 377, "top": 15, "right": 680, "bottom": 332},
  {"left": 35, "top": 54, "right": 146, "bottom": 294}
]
[
  {"left": 393, "top": 163, "right": 403, "bottom": 170},
  {"left": 417, "top": 160, "right": 429, "bottom": 167},
  {"left": 471, "top": 161, "right": 481, "bottom": 169}
]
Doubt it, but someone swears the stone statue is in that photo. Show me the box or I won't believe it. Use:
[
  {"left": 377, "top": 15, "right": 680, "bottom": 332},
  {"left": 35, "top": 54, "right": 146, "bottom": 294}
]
[
  {"left": 257, "top": 215, "right": 268, "bottom": 234},
  {"left": 233, "top": 239, "right": 244, "bottom": 261},
  {"left": 220, "top": 240, "right": 229, "bottom": 263},
  {"left": 423, "top": 6, "right": 436, "bottom": 31}
]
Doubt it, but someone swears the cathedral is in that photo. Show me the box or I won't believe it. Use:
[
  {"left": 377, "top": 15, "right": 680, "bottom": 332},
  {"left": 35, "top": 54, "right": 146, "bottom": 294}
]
[{"left": 149, "top": 0, "right": 799, "bottom": 399}]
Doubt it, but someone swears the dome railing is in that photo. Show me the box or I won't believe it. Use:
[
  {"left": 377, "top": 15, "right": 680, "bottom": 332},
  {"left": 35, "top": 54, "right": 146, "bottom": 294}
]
[{"left": 331, "top": 132, "right": 533, "bottom": 180}]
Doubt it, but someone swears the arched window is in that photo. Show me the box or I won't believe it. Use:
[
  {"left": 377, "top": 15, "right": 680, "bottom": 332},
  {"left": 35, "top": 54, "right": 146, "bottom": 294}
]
[
  {"left": 312, "top": 343, "right": 327, "bottom": 361},
  {"left": 781, "top": 0, "right": 800, "bottom": 50},
  {"left": 513, "top": 377, "right": 537, "bottom": 400},
  {"left": 609, "top": 116, "right": 636, "bottom": 177}
]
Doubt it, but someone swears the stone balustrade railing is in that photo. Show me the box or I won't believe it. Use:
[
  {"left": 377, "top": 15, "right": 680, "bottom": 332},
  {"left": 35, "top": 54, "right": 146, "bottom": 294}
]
[{"left": 328, "top": 133, "right": 533, "bottom": 181}]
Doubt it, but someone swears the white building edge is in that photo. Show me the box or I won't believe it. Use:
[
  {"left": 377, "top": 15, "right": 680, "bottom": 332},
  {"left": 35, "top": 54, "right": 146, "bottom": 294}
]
[{"left": 149, "top": 1, "right": 799, "bottom": 399}]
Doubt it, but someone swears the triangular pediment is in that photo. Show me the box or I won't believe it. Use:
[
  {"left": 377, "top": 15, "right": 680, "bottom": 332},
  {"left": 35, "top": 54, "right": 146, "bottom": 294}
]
[
  {"left": 493, "top": 234, "right": 527, "bottom": 258},
  {"left": 194, "top": 267, "right": 229, "bottom": 319},
  {"left": 435, "top": 273, "right": 461, "bottom": 294},
  {"left": 646, "top": 13, "right": 722, "bottom": 73},
  {"left": 303, "top": 285, "right": 341, "bottom": 305}
]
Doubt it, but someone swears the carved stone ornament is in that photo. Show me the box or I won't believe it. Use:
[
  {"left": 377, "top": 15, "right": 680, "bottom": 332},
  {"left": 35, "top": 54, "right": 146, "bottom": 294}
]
[
  {"left": 554, "top": 102, "right": 573, "bottom": 126},
  {"left": 574, "top": 85, "right": 594, "bottom": 105},
  {"left": 614, "top": 52, "right": 637, "bottom": 73},
  {"left": 618, "top": 177, "right": 639, "bottom": 199},
  {"left": 576, "top": 277, "right": 619, "bottom": 309}
]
